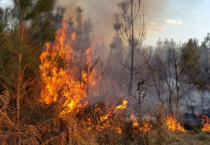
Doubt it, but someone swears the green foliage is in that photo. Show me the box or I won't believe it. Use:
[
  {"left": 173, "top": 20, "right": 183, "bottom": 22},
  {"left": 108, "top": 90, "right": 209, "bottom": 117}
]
[
  {"left": 182, "top": 39, "right": 201, "bottom": 76},
  {"left": 29, "top": 18, "right": 56, "bottom": 45},
  {"left": 24, "top": 0, "right": 54, "bottom": 20},
  {"left": 0, "top": 0, "right": 56, "bottom": 94}
]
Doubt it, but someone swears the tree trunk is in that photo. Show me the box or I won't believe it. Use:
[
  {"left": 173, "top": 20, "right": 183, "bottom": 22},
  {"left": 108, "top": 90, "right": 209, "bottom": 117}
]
[
  {"left": 17, "top": 53, "right": 21, "bottom": 126},
  {"left": 17, "top": 18, "right": 24, "bottom": 126},
  {"left": 128, "top": 0, "right": 134, "bottom": 95},
  {"left": 169, "top": 91, "right": 172, "bottom": 114},
  {"left": 86, "top": 72, "right": 89, "bottom": 103},
  {"left": 175, "top": 63, "right": 179, "bottom": 120}
]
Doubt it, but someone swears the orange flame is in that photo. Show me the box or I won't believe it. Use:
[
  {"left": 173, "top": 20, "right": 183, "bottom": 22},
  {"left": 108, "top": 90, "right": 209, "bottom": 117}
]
[
  {"left": 39, "top": 21, "right": 96, "bottom": 115},
  {"left": 131, "top": 111, "right": 139, "bottom": 127},
  {"left": 202, "top": 115, "right": 210, "bottom": 132},
  {"left": 139, "top": 123, "right": 151, "bottom": 132},
  {"left": 130, "top": 111, "right": 151, "bottom": 132},
  {"left": 118, "top": 127, "right": 122, "bottom": 134},
  {"left": 114, "top": 100, "right": 128, "bottom": 111},
  {"left": 194, "top": 111, "right": 199, "bottom": 117},
  {"left": 96, "top": 100, "right": 128, "bottom": 133},
  {"left": 165, "top": 114, "right": 186, "bottom": 132},
  {"left": 100, "top": 100, "right": 128, "bottom": 122}
]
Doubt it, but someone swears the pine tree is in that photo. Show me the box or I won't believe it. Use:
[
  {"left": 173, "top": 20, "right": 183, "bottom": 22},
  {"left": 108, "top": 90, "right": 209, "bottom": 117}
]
[
  {"left": 0, "top": 0, "right": 56, "bottom": 126},
  {"left": 182, "top": 39, "right": 200, "bottom": 80},
  {"left": 72, "top": 6, "right": 92, "bottom": 83},
  {"left": 114, "top": 0, "right": 146, "bottom": 95}
]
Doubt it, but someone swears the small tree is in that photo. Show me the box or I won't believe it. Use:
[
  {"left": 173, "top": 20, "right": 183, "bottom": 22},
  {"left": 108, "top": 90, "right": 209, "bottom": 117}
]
[
  {"left": 165, "top": 40, "right": 200, "bottom": 119},
  {"left": 72, "top": 6, "right": 92, "bottom": 84},
  {"left": 146, "top": 39, "right": 200, "bottom": 119},
  {"left": 0, "top": 0, "right": 56, "bottom": 126},
  {"left": 114, "top": 0, "right": 146, "bottom": 95},
  {"left": 137, "top": 80, "right": 147, "bottom": 116},
  {"left": 182, "top": 39, "right": 200, "bottom": 81}
]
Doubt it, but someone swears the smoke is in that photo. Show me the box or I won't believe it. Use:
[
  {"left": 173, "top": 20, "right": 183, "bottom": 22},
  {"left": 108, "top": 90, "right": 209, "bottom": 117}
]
[
  {"left": 53, "top": 0, "right": 210, "bottom": 115},
  {"left": 55, "top": 0, "right": 80, "bottom": 19},
  {"left": 53, "top": 0, "right": 173, "bottom": 108},
  {"left": 55, "top": 0, "right": 169, "bottom": 48}
]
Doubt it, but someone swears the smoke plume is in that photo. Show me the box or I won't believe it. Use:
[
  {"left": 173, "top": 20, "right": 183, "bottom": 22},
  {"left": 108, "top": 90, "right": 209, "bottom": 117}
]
[{"left": 55, "top": 0, "right": 169, "bottom": 47}]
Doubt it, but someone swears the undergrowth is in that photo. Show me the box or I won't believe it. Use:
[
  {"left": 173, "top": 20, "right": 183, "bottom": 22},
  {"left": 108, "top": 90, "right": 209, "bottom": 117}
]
[{"left": 0, "top": 90, "right": 204, "bottom": 145}]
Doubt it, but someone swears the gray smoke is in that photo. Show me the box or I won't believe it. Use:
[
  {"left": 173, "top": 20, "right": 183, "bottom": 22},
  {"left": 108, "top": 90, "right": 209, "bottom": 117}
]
[{"left": 55, "top": 0, "right": 169, "bottom": 48}]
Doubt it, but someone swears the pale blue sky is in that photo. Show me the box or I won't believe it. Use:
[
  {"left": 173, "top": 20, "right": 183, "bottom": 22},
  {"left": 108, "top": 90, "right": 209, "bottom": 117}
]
[
  {"left": 0, "top": 0, "right": 12, "bottom": 6},
  {"left": 144, "top": 0, "right": 210, "bottom": 45},
  {"left": 1, "top": 0, "right": 209, "bottom": 46}
]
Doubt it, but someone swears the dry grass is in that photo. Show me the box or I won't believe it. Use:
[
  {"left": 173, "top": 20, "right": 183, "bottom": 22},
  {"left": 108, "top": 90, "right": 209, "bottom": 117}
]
[{"left": 0, "top": 90, "right": 210, "bottom": 145}]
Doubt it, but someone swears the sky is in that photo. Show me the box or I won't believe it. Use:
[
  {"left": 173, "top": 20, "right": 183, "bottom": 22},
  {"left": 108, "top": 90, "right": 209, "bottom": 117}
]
[{"left": 1, "top": 0, "right": 210, "bottom": 47}]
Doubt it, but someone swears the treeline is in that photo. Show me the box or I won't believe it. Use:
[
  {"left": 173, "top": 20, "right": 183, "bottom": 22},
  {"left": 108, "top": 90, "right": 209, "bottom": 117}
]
[{"left": 108, "top": 31, "right": 210, "bottom": 115}]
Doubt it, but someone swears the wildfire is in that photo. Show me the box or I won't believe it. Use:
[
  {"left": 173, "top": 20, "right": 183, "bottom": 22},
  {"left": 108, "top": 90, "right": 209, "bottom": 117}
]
[
  {"left": 39, "top": 21, "right": 96, "bottom": 115},
  {"left": 39, "top": 20, "right": 126, "bottom": 134},
  {"left": 102, "top": 100, "right": 128, "bottom": 133},
  {"left": 86, "top": 100, "right": 128, "bottom": 134},
  {"left": 139, "top": 123, "right": 151, "bottom": 132},
  {"left": 118, "top": 127, "right": 122, "bottom": 134},
  {"left": 114, "top": 100, "right": 128, "bottom": 111},
  {"left": 202, "top": 115, "right": 210, "bottom": 132},
  {"left": 100, "top": 100, "right": 128, "bottom": 122},
  {"left": 131, "top": 111, "right": 138, "bottom": 127},
  {"left": 165, "top": 114, "right": 186, "bottom": 132},
  {"left": 130, "top": 111, "right": 151, "bottom": 132}
]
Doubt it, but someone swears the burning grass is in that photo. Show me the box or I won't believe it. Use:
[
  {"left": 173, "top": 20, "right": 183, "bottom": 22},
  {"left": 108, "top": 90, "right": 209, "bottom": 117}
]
[
  {"left": 165, "top": 114, "right": 186, "bottom": 133},
  {"left": 0, "top": 88, "right": 181, "bottom": 144},
  {"left": 0, "top": 97, "right": 155, "bottom": 145},
  {"left": 1, "top": 90, "right": 209, "bottom": 145},
  {"left": 202, "top": 115, "right": 210, "bottom": 132}
]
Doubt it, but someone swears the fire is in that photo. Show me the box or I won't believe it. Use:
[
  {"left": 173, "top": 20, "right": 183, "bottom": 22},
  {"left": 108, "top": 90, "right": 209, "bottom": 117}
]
[
  {"left": 165, "top": 114, "right": 186, "bottom": 132},
  {"left": 130, "top": 111, "right": 151, "bottom": 132},
  {"left": 202, "top": 115, "right": 210, "bottom": 132},
  {"left": 114, "top": 100, "right": 128, "bottom": 111},
  {"left": 100, "top": 100, "right": 128, "bottom": 122},
  {"left": 39, "top": 21, "right": 96, "bottom": 115},
  {"left": 139, "top": 123, "right": 151, "bottom": 132},
  {"left": 71, "top": 32, "right": 76, "bottom": 40},
  {"left": 118, "top": 127, "right": 122, "bottom": 134},
  {"left": 86, "top": 100, "right": 128, "bottom": 134},
  {"left": 39, "top": 20, "right": 126, "bottom": 134},
  {"left": 103, "top": 100, "right": 128, "bottom": 133},
  {"left": 131, "top": 111, "right": 139, "bottom": 127},
  {"left": 194, "top": 111, "right": 199, "bottom": 117},
  {"left": 85, "top": 47, "right": 92, "bottom": 63}
]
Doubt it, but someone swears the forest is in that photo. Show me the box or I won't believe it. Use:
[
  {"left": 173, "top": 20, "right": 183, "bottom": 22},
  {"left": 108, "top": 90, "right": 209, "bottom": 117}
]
[{"left": 0, "top": 0, "right": 210, "bottom": 144}]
